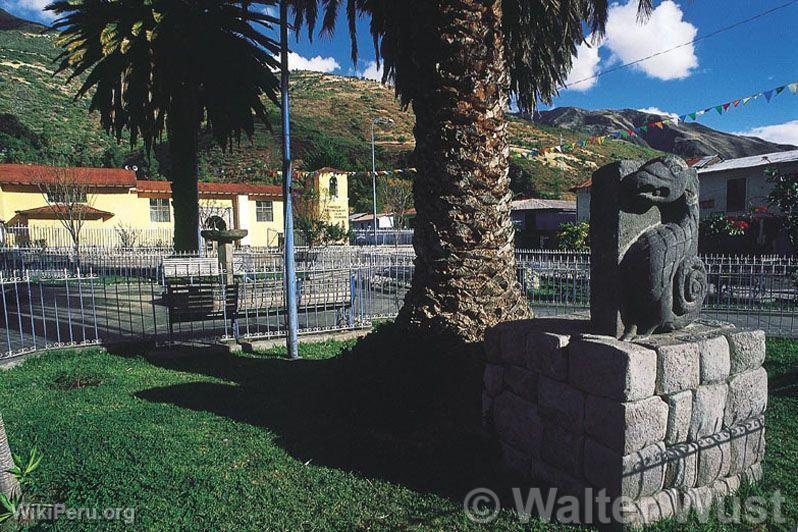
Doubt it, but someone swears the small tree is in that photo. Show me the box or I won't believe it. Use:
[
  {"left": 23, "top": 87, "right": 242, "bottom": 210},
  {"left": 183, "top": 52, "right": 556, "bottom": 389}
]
[
  {"left": 767, "top": 167, "right": 798, "bottom": 247},
  {"left": 377, "top": 176, "right": 414, "bottom": 247},
  {"left": 114, "top": 224, "right": 141, "bottom": 249},
  {"left": 199, "top": 200, "right": 233, "bottom": 230},
  {"left": 36, "top": 166, "right": 96, "bottom": 261},
  {"left": 556, "top": 221, "right": 590, "bottom": 251}
]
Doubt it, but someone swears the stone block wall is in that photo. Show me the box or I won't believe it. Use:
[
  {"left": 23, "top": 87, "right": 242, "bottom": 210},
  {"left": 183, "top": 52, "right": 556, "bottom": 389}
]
[{"left": 483, "top": 319, "right": 767, "bottom": 527}]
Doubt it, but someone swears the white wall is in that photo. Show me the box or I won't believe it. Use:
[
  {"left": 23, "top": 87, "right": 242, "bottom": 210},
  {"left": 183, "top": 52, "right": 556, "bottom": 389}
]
[{"left": 698, "top": 161, "right": 798, "bottom": 217}]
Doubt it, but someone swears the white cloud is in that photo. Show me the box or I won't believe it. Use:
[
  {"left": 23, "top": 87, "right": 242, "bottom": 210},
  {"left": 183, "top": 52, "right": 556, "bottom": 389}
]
[
  {"left": 638, "top": 107, "right": 680, "bottom": 122},
  {"left": 563, "top": 38, "right": 602, "bottom": 91},
  {"left": 736, "top": 120, "right": 798, "bottom": 147},
  {"left": 2, "top": 0, "right": 56, "bottom": 22},
  {"left": 286, "top": 52, "right": 340, "bottom": 73},
  {"left": 358, "top": 60, "right": 384, "bottom": 82},
  {"left": 604, "top": 0, "right": 698, "bottom": 80}
]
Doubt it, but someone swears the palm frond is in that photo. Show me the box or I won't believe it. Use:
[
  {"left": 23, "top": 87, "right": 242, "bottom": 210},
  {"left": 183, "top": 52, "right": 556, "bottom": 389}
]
[
  {"left": 47, "top": 0, "right": 282, "bottom": 152},
  {"left": 288, "top": 0, "right": 653, "bottom": 111}
]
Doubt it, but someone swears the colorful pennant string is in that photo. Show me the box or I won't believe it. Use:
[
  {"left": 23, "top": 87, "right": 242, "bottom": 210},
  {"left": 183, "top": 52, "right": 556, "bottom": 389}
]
[
  {"left": 513, "top": 80, "right": 798, "bottom": 160},
  {"left": 262, "top": 168, "right": 417, "bottom": 180}
]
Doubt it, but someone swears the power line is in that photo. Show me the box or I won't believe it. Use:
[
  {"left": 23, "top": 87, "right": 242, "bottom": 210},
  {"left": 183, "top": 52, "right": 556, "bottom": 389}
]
[{"left": 565, "top": 0, "right": 798, "bottom": 89}]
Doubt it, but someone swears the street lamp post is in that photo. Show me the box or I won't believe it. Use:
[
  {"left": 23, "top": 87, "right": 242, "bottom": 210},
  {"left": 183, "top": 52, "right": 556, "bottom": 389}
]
[
  {"left": 371, "top": 117, "right": 394, "bottom": 246},
  {"left": 280, "top": 0, "right": 299, "bottom": 360}
]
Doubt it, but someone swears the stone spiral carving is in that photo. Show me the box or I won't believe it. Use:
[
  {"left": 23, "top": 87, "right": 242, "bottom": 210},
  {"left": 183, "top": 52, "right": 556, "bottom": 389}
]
[
  {"left": 674, "top": 257, "right": 708, "bottom": 316},
  {"left": 618, "top": 156, "right": 707, "bottom": 340}
]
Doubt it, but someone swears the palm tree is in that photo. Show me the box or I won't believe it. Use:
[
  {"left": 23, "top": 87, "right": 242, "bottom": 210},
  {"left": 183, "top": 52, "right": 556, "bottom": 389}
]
[
  {"left": 47, "top": 0, "right": 282, "bottom": 251},
  {"left": 0, "top": 413, "right": 19, "bottom": 500},
  {"left": 289, "top": 0, "right": 652, "bottom": 343}
]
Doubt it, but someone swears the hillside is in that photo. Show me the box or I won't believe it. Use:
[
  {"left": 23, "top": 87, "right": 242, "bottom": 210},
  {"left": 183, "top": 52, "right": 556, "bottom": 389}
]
[
  {"left": 0, "top": 10, "right": 767, "bottom": 209},
  {"left": 535, "top": 107, "right": 796, "bottom": 160}
]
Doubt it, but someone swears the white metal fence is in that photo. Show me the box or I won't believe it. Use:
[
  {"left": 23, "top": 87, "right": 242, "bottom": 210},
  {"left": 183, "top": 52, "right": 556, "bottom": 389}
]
[
  {"left": 1, "top": 246, "right": 797, "bottom": 360},
  {"left": 0, "top": 225, "right": 175, "bottom": 250},
  {"left": 351, "top": 229, "right": 414, "bottom": 246}
]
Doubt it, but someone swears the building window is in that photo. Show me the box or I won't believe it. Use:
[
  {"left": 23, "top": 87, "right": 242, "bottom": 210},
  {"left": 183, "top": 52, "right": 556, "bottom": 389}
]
[
  {"left": 700, "top": 199, "right": 715, "bottom": 210},
  {"left": 328, "top": 176, "right": 338, "bottom": 198},
  {"left": 47, "top": 190, "right": 87, "bottom": 204},
  {"left": 256, "top": 200, "right": 274, "bottom": 222},
  {"left": 726, "top": 178, "right": 747, "bottom": 212},
  {"left": 149, "top": 198, "right": 170, "bottom": 223}
]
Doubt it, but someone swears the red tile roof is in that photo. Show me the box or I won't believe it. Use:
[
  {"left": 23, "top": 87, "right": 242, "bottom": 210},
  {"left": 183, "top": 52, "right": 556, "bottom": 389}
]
[
  {"left": 135, "top": 180, "right": 282, "bottom": 198},
  {"left": 570, "top": 178, "right": 593, "bottom": 192},
  {"left": 0, "top": 165, "right": 283, "bottom": 198},
  {"left": 0, "top": 164, "right": 136, "bottom": 187},
  {"left": 10, "top": 204, "right": 115, "bottom": 224}
]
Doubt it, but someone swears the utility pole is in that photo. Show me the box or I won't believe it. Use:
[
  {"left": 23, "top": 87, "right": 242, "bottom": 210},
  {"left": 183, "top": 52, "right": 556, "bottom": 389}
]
[
  {"left": 280, "top": 0, "right": 299, "bottom": 360},
  {"left": 371, "top": 117, "right": 394, "bottom": 246}
]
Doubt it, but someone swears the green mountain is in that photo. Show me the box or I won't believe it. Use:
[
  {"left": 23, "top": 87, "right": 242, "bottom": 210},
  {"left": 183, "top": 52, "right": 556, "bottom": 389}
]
[{"left": 0, "top": 9, "right": 662, "bottom": 211}]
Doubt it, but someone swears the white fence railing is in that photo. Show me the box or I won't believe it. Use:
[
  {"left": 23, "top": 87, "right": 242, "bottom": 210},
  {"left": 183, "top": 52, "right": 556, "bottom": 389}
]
[
  {"left": 2, "top": 246, "right": 798, "bottom": 361},
  {"left": 0, "top": 225, "right": 174, "bottom": 249}
]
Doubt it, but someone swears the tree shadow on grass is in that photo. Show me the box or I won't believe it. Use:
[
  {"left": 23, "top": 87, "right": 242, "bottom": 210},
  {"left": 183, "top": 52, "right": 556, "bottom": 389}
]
[{"left": 129, "top": 326, "right": 517, "bottom": 504}]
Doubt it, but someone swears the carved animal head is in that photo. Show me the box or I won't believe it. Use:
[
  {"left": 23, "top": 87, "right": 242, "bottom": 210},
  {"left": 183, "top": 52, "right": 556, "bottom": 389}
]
[{"left": 622, "top": 156, "right": 696, "bottom": 206}]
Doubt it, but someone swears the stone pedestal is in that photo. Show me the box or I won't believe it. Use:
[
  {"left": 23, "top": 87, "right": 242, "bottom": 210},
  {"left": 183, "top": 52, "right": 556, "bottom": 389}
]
[
  {"left": 201, "top": 229, "right": 248, "bottom": 285},
  {"left": 483, "top": 318, "right": 767, "bottom": 527}
]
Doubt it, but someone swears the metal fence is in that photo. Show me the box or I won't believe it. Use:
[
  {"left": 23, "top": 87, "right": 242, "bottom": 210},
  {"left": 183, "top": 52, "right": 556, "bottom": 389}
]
[
  {"left": 1, "top": 246, "right": 797, "bottom": 360},
  {"left": 0, "top": 249, "right": 415, "bottom": 360},
  {"left": 351, "top": 229, "right": 415, "bottom": 246},
  {"left": 1, "top": 225, "right": 175, "bottom": 249}
]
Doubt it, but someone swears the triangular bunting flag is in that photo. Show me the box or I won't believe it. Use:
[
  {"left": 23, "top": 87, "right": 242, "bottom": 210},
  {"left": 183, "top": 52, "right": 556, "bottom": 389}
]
[
  {"left": 715, "top": 105, "right": 724, "bottom": 115},
  {"left": 764, "top": 90, "right": 774, "bottom": 102},
  {"left": 555, "top": 146, "right": 563, "bottom": 153},
  {"left": 776, "top": 86, "right": 785, "bottom": 95},
  {"left": 723, "top": 103, "right": 731, "bottom": 111},
  {"left": 640, "top": 125, "right": 649, "bottom": 133},
  {"left": 742, "top": 97, "right": 752, "bottom": 105},
  {"left": 653, "top": 122, "right": 664, "bottom": 129},
  {"left": 679, "top": 115, "right": 687, "bottom": 123},
  {"left": 596, "top": 136, "right": 604, "bottom": 145},
  {"left": 688, "top": 112, "right": 697, "bottom": 120},
  {"left": 733, "top": 99, "right": 741, "bottom": 107},
  {"left": 789, "top": 83, "right": 798, "bottom": 95}
]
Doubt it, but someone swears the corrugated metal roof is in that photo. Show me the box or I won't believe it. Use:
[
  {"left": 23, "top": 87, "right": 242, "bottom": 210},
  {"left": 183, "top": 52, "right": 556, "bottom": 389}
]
[
  {"left": 698, "top": 150, "right": 798, "bottom": 174},
  {"left": 511, "top": 198, "right": 576, "bottom": 211},
  {"left": 0, "top": 164, "right": 136, "bottom": 187}
]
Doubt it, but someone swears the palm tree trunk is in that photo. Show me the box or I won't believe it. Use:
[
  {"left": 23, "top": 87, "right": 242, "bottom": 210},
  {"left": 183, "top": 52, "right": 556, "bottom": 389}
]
[
  {"left": 397, "top": 0, "right": 531, "bottom": 344},
  {"left": 167, "top": 100, "right": 201, "bottom": 252},
  {"left": 0, "top": 413, "right": 20, "bottom": 500}
]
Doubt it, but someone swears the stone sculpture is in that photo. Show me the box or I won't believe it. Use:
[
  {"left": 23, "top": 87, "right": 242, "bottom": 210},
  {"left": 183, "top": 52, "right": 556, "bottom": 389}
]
[{"left": 590, "top": 155, "right": 707, "bottom": 340}]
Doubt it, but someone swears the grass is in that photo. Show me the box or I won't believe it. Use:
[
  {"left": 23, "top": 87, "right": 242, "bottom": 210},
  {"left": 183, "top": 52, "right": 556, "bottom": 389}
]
[{"left": 0, "top": 337, "right": 796, "bottom": 530}]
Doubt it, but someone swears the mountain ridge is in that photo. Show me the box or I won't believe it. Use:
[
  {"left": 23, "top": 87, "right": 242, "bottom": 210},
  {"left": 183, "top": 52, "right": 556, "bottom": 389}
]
[{"left": 533, "top": 106, "right": 795, "bottom": 160}]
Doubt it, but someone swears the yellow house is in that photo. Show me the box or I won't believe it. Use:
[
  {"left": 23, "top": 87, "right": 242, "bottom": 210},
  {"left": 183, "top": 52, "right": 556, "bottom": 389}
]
[{"left": 0, "top": 164, "right": 349, "bottom": 248}]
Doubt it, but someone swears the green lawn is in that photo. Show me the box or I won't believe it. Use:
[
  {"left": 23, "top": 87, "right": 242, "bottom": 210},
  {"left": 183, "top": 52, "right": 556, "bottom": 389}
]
[{"left": 0, "top": 338, "right": 796, "bottom": 530}]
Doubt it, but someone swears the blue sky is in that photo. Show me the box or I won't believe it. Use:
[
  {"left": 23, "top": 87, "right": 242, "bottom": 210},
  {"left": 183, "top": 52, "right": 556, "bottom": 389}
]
[{"left": 4, "top": 0, "right": 798, "bottom": 145}]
